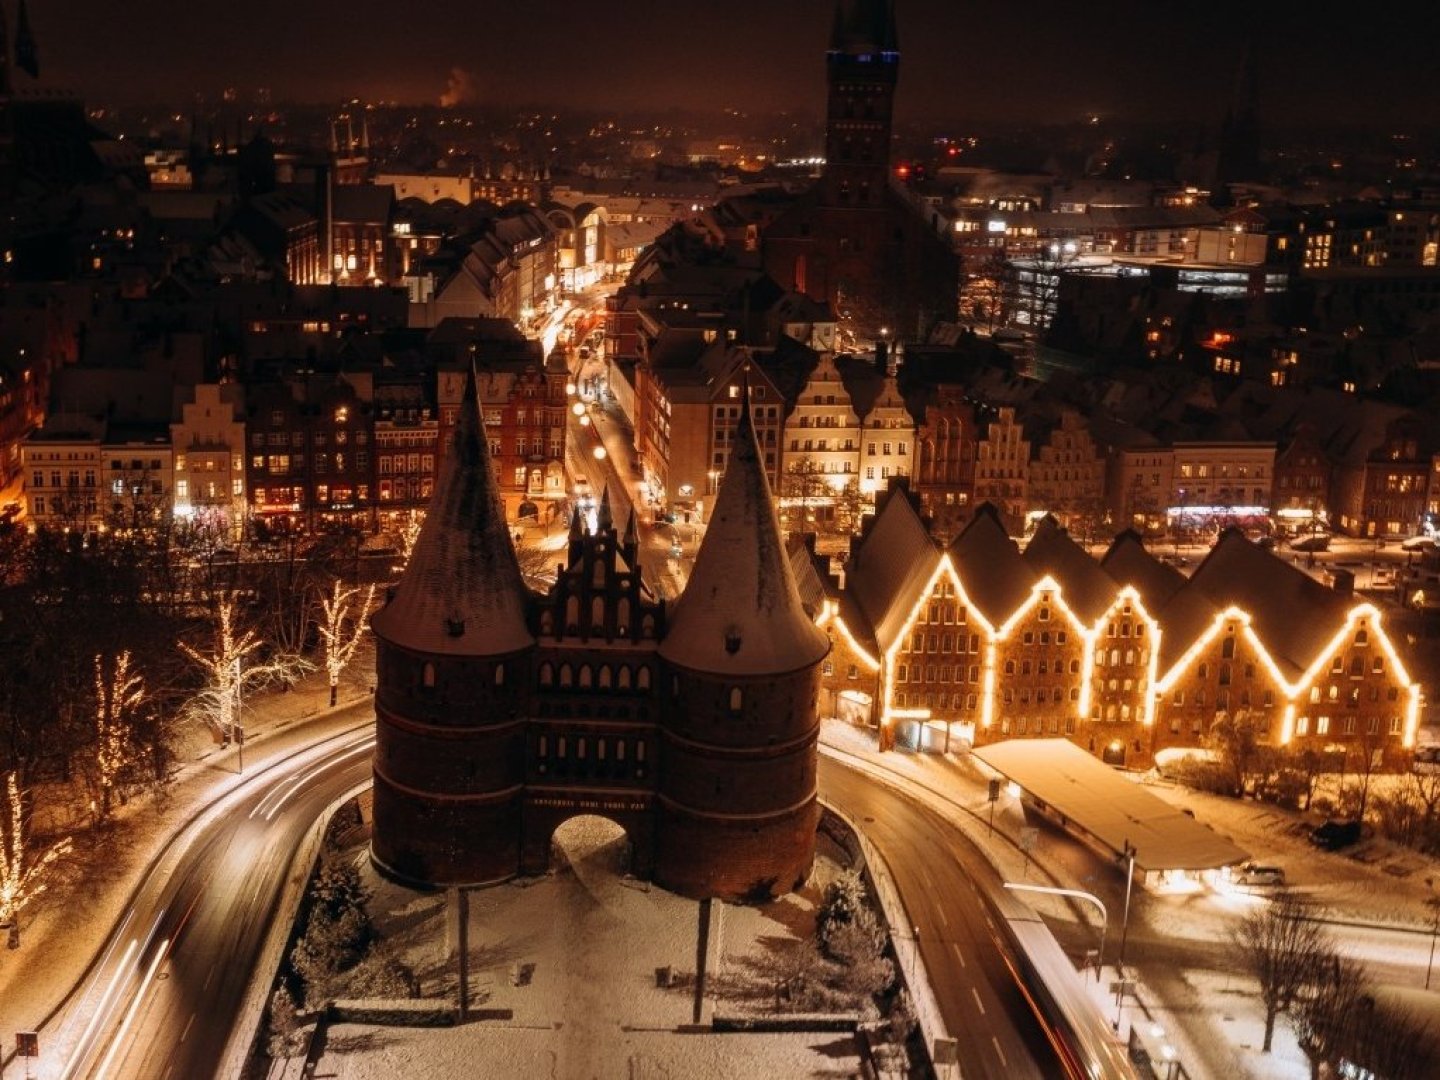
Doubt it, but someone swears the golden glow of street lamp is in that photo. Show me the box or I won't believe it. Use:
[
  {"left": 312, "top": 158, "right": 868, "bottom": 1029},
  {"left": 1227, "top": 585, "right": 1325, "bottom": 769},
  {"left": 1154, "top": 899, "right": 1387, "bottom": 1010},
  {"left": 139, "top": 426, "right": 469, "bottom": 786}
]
[
  {"left": 579, "top": 415, "right": 591, "bottom": 427},
  {"left": 593, "top": 446, "right": 607, "bottom": 460},
  {"left": 571, "top": 402, "right": 585, "bottom": 416},
  {"left": 565, "top": 382, "right": 577, "bottom": 395}
]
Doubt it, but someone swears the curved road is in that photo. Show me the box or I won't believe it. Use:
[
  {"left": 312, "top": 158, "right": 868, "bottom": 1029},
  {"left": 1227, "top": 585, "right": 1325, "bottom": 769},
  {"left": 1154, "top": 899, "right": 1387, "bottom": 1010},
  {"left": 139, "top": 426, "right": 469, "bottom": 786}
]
[
  {"left": 820, "top": 756, "right": 1054, "bottom": 1079},
  {"left": 49, "top": 713, "right": 374, "bottom": 1080},
  {"left": 43, "top": 718, "right": 1065, "bottom": 1079}
]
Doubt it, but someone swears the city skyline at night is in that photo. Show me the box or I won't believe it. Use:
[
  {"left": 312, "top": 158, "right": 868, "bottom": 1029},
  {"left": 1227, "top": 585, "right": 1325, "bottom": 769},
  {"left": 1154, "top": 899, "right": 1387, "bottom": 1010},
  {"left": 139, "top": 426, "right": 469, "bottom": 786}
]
[{"left": 34, "top": 0, "right": 1440, "bottom": 126}]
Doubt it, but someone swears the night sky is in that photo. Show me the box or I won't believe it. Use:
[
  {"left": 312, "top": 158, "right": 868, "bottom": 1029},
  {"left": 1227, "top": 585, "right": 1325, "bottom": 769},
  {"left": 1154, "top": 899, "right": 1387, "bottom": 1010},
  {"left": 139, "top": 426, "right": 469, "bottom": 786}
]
[{"left": 34, "top": 0, "right": 1440, "bottom": 125}]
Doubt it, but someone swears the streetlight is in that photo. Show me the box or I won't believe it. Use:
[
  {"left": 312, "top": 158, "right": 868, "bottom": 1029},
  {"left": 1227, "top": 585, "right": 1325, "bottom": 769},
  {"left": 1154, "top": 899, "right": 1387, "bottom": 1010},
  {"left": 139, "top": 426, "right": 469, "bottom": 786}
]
[
  {"left": 593, "top": 446, "right": 607, "bottom": 461},
  {"left": 1114, "top": 839, "right": 1137, "bottom": 1030},
  {"left": 1004, "top": 882, "right": 1107, "bottom": 982},
  {"left": 1426, "top": 877, "right": 1440, "bottom": 990},
  {"left": 234, "top": 657, "right": 245, "bottom": 774}
]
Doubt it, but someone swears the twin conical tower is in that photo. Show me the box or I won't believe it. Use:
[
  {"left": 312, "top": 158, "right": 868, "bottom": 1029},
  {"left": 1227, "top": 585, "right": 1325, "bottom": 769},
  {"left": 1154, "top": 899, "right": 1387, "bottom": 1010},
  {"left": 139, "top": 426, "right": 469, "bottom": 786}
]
[{"left": 370, "top": 370, "right": 828, "bottom": 900}]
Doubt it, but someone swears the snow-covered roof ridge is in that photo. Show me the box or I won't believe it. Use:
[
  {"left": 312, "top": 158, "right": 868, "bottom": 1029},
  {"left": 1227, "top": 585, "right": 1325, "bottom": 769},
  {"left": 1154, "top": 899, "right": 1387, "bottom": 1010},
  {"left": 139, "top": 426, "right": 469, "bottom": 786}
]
[
  {"left": 659, "top": 390, "right": 829, "bottom": 676},
  {"left": 371, "top": 367, "right": 534, "bottom": 657}
]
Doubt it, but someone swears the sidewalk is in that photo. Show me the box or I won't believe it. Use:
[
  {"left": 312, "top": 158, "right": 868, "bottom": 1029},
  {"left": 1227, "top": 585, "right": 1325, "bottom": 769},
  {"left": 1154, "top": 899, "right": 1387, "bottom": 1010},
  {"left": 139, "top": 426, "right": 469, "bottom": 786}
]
[{"left": 0, "top": 663, "right": 376, "bottom": 1071}]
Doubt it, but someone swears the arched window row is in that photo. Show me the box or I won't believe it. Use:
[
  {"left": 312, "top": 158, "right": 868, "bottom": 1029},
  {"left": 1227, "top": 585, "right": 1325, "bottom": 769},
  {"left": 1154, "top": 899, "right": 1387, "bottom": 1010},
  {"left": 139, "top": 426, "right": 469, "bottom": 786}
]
[{"left": 538, "top": 662, "right": 652, "bottom": 693}]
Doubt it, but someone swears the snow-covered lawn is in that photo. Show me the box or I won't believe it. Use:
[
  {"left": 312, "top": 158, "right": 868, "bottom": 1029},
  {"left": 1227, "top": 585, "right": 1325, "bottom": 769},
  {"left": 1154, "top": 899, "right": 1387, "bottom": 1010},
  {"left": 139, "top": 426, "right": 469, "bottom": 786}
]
[{"left": 308, "top": 819, "right": 866, "bottom": 1079}]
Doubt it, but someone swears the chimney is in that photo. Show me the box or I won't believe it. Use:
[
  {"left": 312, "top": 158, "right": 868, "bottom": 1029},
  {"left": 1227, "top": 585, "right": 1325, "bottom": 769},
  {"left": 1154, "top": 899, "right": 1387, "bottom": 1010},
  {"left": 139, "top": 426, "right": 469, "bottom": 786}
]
[{"left": 1330, "top": 567, "right": 1354, "bottom": 598}]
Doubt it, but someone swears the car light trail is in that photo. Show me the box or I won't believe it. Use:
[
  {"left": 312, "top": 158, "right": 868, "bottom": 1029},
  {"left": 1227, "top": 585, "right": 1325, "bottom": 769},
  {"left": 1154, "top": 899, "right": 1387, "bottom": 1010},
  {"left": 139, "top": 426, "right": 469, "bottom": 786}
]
[
  {"left": 60, "top": 937, "right": 139, "bottom": 1079},
  {"left": 264, "top": 739, "right": 374, "bottom": 821},
  {"left": 93, "top": 936, "right": 172, "bottom": 1080}
]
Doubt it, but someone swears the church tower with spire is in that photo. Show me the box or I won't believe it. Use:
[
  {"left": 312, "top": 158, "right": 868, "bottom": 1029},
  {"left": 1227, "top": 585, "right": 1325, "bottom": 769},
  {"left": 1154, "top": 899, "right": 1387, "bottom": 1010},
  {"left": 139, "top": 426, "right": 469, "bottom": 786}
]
[
  {"left": 821, "top": 0, "right": 900, "bottom": 210},
  {"left": 655, "top": 395, "right": 830, "bottom": 899},
  {"left": 370, "top": 369, "right": 536, "bottom": 886}
]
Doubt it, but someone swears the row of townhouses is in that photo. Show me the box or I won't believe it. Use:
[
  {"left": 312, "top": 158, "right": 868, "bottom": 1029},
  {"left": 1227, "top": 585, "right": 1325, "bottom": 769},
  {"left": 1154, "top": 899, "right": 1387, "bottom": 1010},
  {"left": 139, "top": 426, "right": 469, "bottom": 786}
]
[{"left": 799, "top": 490, "right": 1423, "bottom": 769}]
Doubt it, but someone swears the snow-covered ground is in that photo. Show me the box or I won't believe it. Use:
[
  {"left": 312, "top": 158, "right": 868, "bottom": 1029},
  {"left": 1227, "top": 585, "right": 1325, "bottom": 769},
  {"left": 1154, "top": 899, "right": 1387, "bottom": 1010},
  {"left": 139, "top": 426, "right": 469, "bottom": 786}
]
[
  {"left": 0, "top": 662, "right": 374, "bottom": 1073},
  {"left": 818, "top": 719, "right": 1440, "bottom": 1080},
  {"left": 306, "top": 819, "right": 866, "bottom": 1079}
]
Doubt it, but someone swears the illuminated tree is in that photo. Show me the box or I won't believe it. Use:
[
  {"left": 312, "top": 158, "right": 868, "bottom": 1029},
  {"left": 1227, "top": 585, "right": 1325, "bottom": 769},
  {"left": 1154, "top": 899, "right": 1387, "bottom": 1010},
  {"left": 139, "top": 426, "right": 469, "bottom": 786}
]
[
  {"left": 318, "top": 581, "right": 376, "bottom": 707},
  {"left": 179, "top": 595, "right": 311, "bottom": 767},
  {"left": 93, "top": 651, "right": 146, "bottom": 823},
  {"left": 401, "top": 510, "right": 425, "bottom": 565},
  {"left": 0, "top": 772, "right": 73, "bottom": 945}
]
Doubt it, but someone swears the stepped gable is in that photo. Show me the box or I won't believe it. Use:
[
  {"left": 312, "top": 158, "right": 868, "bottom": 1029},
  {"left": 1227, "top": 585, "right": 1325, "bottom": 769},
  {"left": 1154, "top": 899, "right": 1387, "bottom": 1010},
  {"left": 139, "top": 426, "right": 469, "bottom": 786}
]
[
  {"left": 1022, "top": 515, "right": 1117, "bottom": 626},
  {"left": 371, "top": 368, "right": 533, "bottom": 657},
  {"left": 845, "top": 485, "right": 938, "bottom": 653},
  {"left": 1185, "top": 527, "right": 1352, "bottom": 680},
  {"left": 659, "top": 398, "right": 828, "bottom": 677},
  {"left": 1100, "top": 529, "right": 1188, "bottom": 614},
  {"left": 948, "top": 503, "right": 1036, "bottom": 629}
]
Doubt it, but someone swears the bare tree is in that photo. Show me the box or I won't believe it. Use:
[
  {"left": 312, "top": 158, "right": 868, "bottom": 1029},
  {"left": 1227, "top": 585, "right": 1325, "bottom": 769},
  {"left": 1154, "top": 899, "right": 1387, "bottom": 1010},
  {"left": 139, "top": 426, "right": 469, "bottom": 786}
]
[
  {"left": 179, "top": 595, "right": 311, "bottom": 755},
  {"left": 1209, "top": 710, "right": 1260, "bottom": 796},
  {"left": 1350, "top": 1000, "right": 1440, "bottom": 1080},
  {"left": 91, "top": 651, "right": 146, "bottom": 823},
  {"left": 1231, "top": 888, "right": 1329, "bottom": 1051},
  {"left": 0, "top": 771, "right": 73, "bottom": 945},
  {"left": 318, "top": 581, "right": 376, "bottom": 707},
  {"left": 1291, "top": 950, "right": 1369, "bottom": 1080},
  {"left": 394, "top": 509, "right": 425, "bottom": 567}
]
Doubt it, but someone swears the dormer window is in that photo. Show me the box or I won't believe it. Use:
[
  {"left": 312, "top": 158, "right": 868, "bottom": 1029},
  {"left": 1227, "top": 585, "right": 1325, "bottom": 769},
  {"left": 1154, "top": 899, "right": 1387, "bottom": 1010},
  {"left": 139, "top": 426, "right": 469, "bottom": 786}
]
[{"left": 729, "top": 687, "right": 743, "bottom": 713}]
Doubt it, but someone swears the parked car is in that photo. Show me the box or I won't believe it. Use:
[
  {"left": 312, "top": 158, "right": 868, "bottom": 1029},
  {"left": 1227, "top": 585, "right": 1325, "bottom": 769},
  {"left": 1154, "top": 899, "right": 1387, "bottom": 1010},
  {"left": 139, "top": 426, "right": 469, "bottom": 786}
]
[
  {"left": 1291, "top": 534, "right": 1331, "bottom": 552},
  {"left": 1232, "top": 863, "right": 1286, "bottom": 887},
  {"left": 1401, "top": 535, "right": 1439, "bottom": 553},
  {"left": 1309, "top": 819, "right": 1362, "bottom": 851}
]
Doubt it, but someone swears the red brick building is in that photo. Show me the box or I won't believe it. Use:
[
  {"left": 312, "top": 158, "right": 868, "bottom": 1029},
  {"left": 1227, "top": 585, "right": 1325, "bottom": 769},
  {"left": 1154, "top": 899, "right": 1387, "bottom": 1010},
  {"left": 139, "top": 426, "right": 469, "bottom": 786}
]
[
  {"left": 812, "top": 486, "right": 1422, "bottom": 768},
  {"left": 370, "top": 380, "right": 828, "bottom": 899}
]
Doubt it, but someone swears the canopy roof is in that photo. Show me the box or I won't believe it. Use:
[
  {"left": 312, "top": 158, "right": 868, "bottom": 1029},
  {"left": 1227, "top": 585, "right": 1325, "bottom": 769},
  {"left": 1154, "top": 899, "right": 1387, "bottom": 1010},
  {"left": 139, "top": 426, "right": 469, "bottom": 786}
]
[{"left": 974, "top": 739, "right": 1248, "bottom": 872}]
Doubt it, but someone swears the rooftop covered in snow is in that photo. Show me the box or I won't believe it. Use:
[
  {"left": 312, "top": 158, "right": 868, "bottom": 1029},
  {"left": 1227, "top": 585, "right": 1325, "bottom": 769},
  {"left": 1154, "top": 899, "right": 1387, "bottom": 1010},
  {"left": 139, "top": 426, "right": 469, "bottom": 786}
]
[
  {"left": 371, "top": 369, "right": 533, "bottom": 657},
  {"left": 974, "top": 739, "right": 1249, "bottom": 873},
  {"left": 659, "top": 393, "right": 828, "bottom": 677}
]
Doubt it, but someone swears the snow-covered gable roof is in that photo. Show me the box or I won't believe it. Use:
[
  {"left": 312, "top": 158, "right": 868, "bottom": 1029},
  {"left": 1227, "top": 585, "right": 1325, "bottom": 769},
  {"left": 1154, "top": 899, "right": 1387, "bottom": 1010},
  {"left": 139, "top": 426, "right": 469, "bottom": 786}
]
[
  {"left": 1184, "top": 528, "right": 1352, "bottom": 680},
  {"left": 1100, "top": 530, "right": 1187, "bottom": 615},
  {"left": 948, "top": 505, "right": 1036, "bottom": 629},
  {"left": 659, "top": 402, "right": 828, "bottom": 677},
  {"left": 1022, "top": 516, "right": 1118, "bottom": 626},
  {"left": 845, "top": 487, "right": 939, "bottom": 653},
  {"left": 787, "top": 538, "right": 834, "bottom": 620},
  {"left": 371, "top": 370, "right": 533, "bottom": 657}
]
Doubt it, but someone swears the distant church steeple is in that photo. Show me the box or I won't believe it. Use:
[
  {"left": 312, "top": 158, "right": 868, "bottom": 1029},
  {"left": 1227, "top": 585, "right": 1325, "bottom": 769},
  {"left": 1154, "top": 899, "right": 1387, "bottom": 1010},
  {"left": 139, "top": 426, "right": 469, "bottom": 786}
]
[
  {"left": 1215, "top": 44, "right": 1262, "bottom": 192},
  {"left": 821, "top": 0, "right": 900, "bottom": 210}
]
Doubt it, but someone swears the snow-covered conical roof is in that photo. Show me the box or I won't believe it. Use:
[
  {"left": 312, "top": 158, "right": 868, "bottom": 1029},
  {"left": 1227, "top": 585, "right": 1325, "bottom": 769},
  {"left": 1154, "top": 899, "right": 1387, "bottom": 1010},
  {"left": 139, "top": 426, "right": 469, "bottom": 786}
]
[
  {"left": 659, "top": 397, "right": 828, "bottom": 677},
  {"left": 371, "top": 369, "right": 533, "bottom": 657}
]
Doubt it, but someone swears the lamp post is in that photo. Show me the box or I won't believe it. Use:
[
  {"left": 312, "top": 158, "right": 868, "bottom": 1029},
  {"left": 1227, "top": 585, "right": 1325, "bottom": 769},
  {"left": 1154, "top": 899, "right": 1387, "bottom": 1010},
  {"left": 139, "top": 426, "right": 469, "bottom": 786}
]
[
  {"left": 1004, "top": 882, "right": 1107, "bottom": 983},
  {"left": 1114, "top": 839, "right": 1137, "bottom": 1030},
  {"left": 1426, "top": 877, "right": 1440, "bottom": 991},
  {"left": 234, "top": 657, "right": 245, "bottom": 774}
]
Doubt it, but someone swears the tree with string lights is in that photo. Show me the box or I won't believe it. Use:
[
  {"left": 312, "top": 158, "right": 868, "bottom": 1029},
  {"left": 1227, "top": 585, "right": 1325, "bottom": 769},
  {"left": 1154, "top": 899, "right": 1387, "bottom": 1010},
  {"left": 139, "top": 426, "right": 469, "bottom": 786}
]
[
  {"left": 318, "top": 581, "right": 375, "bottom": 707},
  {"left": 178, "top": 595, "right": 311, "bottom": 771},
  {"left": 92, "top": 650, "right": 145, "bottom": 824},
  {"left": 396, "top": 509, "right": 425, "bottom": 567},
  {"left": 0, "top": 771, "right": 72, "bottom": 947}
]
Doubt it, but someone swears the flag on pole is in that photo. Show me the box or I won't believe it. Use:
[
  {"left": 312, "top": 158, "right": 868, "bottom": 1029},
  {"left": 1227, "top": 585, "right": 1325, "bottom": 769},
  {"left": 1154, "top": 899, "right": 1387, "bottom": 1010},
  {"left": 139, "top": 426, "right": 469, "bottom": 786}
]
[{"left": 15, "top": 0, "right": 39, "bottom": 79}]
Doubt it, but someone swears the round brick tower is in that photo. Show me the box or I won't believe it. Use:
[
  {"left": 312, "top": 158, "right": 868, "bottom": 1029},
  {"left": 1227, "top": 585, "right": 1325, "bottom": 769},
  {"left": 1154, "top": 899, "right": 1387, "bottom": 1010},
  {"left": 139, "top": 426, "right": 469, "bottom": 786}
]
[
  {"left": 655, "top": 389, "right": 830, "bottom": 901},
  {"left": 370, "top": 368, "right": 535, "bottom": 887}
]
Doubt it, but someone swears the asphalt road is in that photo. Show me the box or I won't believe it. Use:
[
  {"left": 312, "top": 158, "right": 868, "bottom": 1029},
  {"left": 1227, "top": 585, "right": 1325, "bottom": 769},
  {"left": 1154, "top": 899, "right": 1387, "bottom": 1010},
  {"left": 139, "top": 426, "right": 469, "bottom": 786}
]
[
  {"left": 49, "top": 708, "right": 1063, "bottom": 1080},
  {"left": 50, "top": 708, "right": 374, "bottom": 1080},
  {"left": 818, "top": 756, "right": 1056, "bottom": 1079}
]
